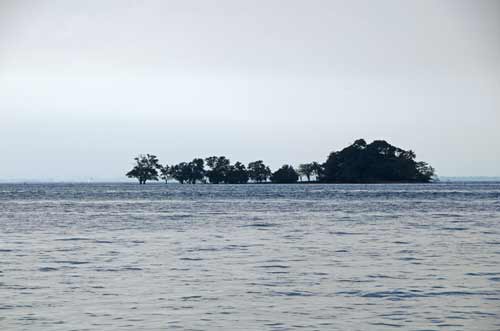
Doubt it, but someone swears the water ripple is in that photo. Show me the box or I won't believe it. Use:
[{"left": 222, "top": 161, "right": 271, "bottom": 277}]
[{"left": 0, "top": 182, "right": 499, "bottom": 330}]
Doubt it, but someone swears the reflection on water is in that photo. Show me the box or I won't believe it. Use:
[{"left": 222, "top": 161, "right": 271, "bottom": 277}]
[{"left": 1, "top": 183, "right": 499, "bottom": 330}]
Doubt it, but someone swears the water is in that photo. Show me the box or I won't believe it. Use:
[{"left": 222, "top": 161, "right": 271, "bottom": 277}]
[{"left": 1, "top": 182, "right": 499, "bottom": 330}]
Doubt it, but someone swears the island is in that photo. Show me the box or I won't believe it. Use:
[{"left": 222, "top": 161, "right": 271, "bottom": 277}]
[{"left": 126, "top": 139, "right": 436, "bottom": 184}]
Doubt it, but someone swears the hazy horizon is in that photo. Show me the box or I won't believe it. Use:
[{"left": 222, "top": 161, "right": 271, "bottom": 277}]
[{"left": 1, "top": 0, "right": 499, "bottom": 181}]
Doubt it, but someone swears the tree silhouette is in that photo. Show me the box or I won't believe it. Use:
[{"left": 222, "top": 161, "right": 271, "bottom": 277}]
[
  {"left": 247, "top": 160, "right": 271, "bottom": 183},
  {"left": 298, "top": 163, "right": 314, "bottom": 182},
  {"left": 226, "top": 161, "right": 249, "bottom": 184},
  {"left": 169, "top": 162, "right": 190, "bottom": 184},
  {"left": 205, "top": 156, "right": 230, "bottom": 184},
  {"left": 270, "top": 165, "right": 299, "bottom": 183},
  {"left": 321, "top": 139, "right": 436, "bottom": 182},
  {"left": 126, "top": 154, "right": 160, "bottom": 184},
  {"left": 310, "top": 162, "right": 323, "bottom": 181},
  {"left": 297, "top": 162, "right": 324, "bottom": 182},
  {"left": 126, "top": 139, "right": 435, "bottom": 184},
  {"left": 159, "top": 164, "right": 171, "bottom": 183},
  {"left": 416, "top": 161, "right": 435, "bottom": 182},
  {"left": 188, "top": 158, "right": 205, "bottom": 184}
]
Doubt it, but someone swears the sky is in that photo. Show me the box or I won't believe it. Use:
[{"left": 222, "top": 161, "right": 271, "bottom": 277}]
[{"left": 0, "top": 0, "right": 499, "bottom": 181}]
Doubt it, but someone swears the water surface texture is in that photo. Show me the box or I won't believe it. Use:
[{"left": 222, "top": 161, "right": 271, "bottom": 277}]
[{"left": 1, "top": 183, "right": 499, "bottom": 330}]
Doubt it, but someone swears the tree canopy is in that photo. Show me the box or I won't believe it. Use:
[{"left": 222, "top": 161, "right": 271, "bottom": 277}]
[
  {"left": 126, "top": 139, "right": 436, "bottom": 184},
  {"left": 247, "top": 160, "right": 271, "bottom": 183},
  {"left": 126, "top": 154, "right": 160, "bottom": 184},
  {"left": 159, "top": 165, "right": 170, "bottom": 183},
  {"left": 321, "top": 139, "right": 435, "bottom": 183},
  {"left": 170, "top": 158, "right": 206, "bottom": 184},
  {"left": 205, "top": 156, "right": 230, "bottom": 184},
  {"left": 298, "top": 162, "right": 322, "bottom": 182},
  {"left": 270, "top": 165, "right": 299, "bottom": 183},
  {"left": 225, "top": 162, "right": 249, "bottom": 184}
]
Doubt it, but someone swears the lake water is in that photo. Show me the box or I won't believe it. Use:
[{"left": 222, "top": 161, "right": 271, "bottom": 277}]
[{"left": 1, "top": 182, "right": 499, "bottom": 330}]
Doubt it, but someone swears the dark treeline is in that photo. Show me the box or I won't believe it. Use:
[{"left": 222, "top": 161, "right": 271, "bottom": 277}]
[{"left": 126, "top": 139, "right": 436, "bottom": 184}]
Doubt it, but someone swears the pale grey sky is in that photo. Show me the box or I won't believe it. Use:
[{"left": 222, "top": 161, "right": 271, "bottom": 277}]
[{"left": 1, "top": 0, "right": 499, "bottom": 180}]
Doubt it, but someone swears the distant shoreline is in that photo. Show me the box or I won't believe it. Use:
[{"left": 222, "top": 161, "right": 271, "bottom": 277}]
[
  {"left": 126, "top": 139, "right": 437, "bottom": 184},
  {"left": 2, "top": 179, "right": 500, "bottom": 185}
]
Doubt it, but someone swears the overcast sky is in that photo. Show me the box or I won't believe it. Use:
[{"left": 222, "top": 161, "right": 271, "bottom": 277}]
[{"left": 1, "top": 0, "right": 499, "bottom": 180}]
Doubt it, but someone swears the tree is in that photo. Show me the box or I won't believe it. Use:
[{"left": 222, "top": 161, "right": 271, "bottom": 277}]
[
  {"left": 188, "top": 158, "right": 205, "bottom": 184},
  {"left": 126, "top": 154, "right": 160, "bottom": 184},
  {"left": 310, "top": 162, "right": 323, "bottom": 181},
  {"left": 298, "top": 163, "right": 315, "bottom": 182},
  {"left": 321, "top": 139, "right": 436, "bottom": 183},
  {"left": 159, "top": 165, "right": 171, "bottom": 183},
  {"left": 169, "top": 159, "right": 206, "bottom": 184},
  {"left": 225, "top": 161, "right": 249, "bottom": 184},
  {"left": 247, "top": 160, "right": 271, "bottom": 183},
  {"left": 270, "top": 165, "right": 299, "bottom": 183},
  {"left": 205, "top": 156, "right": 230, "bottom": 184},
  {"left": 416, "top": 161, "right": 436, "bottom": 182},
  {"left": 170, "top": 162, "right": 191, "bottom": 184}
]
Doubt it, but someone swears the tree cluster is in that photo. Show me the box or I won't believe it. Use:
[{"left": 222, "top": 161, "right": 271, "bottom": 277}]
[
  {"left": 127, "top": 155, "right": 285, "bottom": 184},
  {"left": 125, "top": 154, "right": 160, "bottom": 185},
  {"left": 126, "top": 139, "right": 436, "bottom": 184},
  {"left": 321, "top": 139, "right": 435, "bottom": 182}
]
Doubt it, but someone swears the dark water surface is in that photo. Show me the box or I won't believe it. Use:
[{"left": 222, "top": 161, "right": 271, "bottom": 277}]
[{"left": 1, "top": 182, "right": 499, "bottom": 330}]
